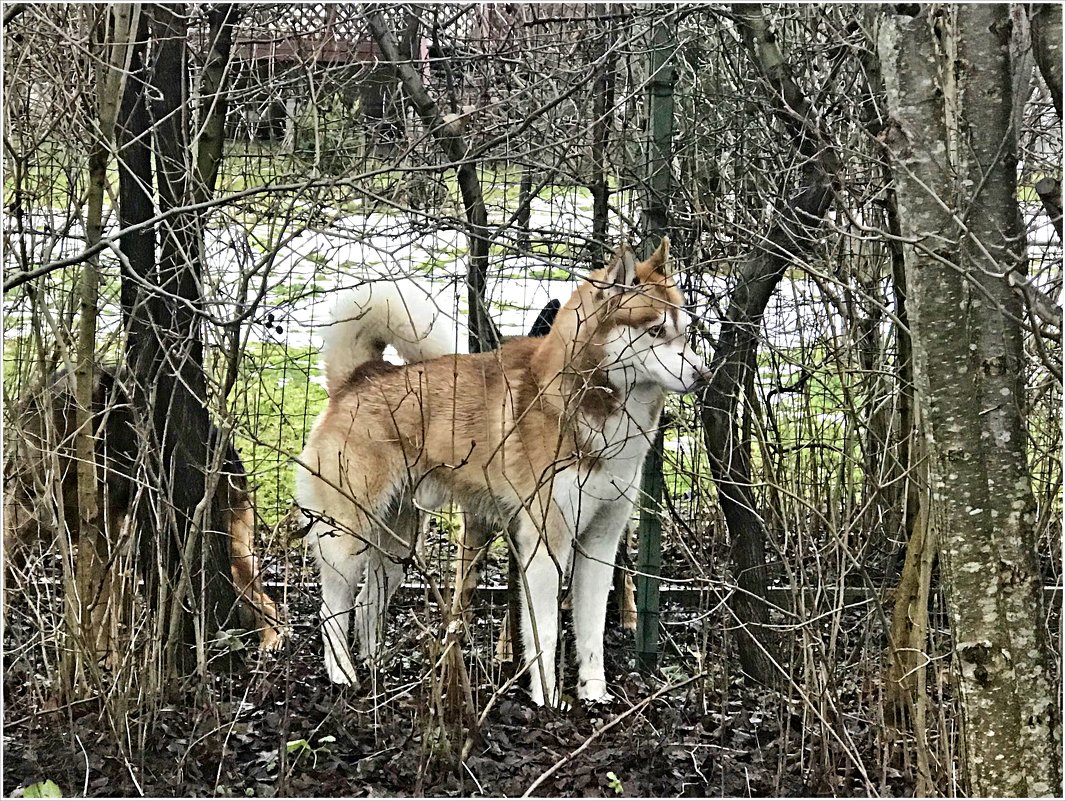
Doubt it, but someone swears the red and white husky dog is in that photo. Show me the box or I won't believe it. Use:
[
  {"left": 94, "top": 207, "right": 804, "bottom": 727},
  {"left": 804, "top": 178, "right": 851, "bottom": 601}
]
[{"left": 296, "top": 238, "right": 708, "bottom": 705}]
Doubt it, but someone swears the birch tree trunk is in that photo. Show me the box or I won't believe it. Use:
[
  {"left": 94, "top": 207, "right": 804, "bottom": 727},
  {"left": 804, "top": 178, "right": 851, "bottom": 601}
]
[{"left": 878, "top": 7, "right": 1060, "bottom": 796}]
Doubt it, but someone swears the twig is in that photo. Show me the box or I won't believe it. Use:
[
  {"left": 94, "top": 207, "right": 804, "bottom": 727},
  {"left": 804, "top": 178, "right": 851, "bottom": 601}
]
[
  {"left": 520, "top": 672, "right": 707, "bottom": 797},
  {"left": 76, "top": 733, "right": 90, "bottom": 797},
  {"left": 3, "top": 2, "right": 26, "bottom": 25}
]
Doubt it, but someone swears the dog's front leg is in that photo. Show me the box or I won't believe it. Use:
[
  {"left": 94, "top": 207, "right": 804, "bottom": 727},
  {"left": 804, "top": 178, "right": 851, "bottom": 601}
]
[
  {"left": 571, "top": 502, "right": 633, "bottom": 703},
  {"left": 516, "top": 509, "right": 571, "bottom": 707}
]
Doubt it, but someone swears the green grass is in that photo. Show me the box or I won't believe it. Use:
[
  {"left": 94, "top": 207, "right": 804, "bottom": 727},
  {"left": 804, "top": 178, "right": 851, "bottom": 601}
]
[
  {"left": 225, "top": 341, "right": 327, "bottom": 534},
  {"left": 3, "top": 335, "right": 33, "bottom": 395}
]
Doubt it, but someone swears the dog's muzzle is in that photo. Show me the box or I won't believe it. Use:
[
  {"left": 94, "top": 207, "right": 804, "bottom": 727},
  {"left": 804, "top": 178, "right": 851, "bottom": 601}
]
[{"left": 688, "top": 364, "right": 713, "bottom": 392}]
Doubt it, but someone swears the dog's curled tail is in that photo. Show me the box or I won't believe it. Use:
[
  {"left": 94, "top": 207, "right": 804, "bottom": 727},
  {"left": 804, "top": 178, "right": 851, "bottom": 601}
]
[{"left": 321, "top": 279, "right": 467, "bottom": 394}]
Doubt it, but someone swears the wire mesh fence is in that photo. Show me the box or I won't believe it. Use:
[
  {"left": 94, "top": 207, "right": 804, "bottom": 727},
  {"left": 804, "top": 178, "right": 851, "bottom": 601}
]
[{"left": 2, "top": 3, "right": 1061, "bottom": 796}]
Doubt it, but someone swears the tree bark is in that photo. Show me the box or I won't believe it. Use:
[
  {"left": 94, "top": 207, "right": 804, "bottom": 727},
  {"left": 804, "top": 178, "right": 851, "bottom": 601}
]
[
  {"left": 366, "top": 9, "right": 499, "bottom": 353},
  {"left": 734, "top": 4, "right": 823, "bottom": 168},
  {"left": 588, "top": 7, "right": 616, "bottom": 268},
  {"left": 147, "top": 3, "right": 238, "bottom": 677},
  {"left": 118, "top": 4, "right": 239, "bottom": 682},
  {"left": 879, "top": 7, "right": 1060, "bottom": 795},
  {"left": 1035, "top": 176, "right": 1062, "bottom": 242},
  {"left": 1030, "top": 3, "right": 1063, "bottom": 120},
  {"left": 117, "top": 13, "right": 154, "bottom": 340},
  {"left": 696, "top": 3, "right": 834, "bottom": 686},
  {"left": 857, "top": 12, "right": 931, "bottom": 770},
  {"left": 699, "top": 180, "right": 831, "bottom": 686},
  {"left": 193, "top": 4, "right": 239, "bottom": 205}
]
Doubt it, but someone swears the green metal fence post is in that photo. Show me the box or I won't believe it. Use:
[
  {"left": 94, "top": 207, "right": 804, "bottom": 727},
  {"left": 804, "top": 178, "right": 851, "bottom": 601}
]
[
  {"left": 635, "top": 12, "right": 675, "bottom": 674},
  {"left": 636, "top": 427, "right": 666, "bottom": 672}
]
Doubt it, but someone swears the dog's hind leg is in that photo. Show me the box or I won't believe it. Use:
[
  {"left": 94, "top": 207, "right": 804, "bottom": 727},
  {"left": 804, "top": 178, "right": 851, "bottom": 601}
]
[
  {"left": 316, "top": 530, "right": 365, "bottom": 685},
  {"left": 615, "top": 524, "right": 638, "bottom": 632},
  {"left": 353, "top": 546, "right": 405, "bottom": 663},
  {"left": 353, "top": 499, "right": 418, "bottom": 663},
  {"left": 2, "top": 489, "right": 40, "bottom": 636},
  {"left": 617, "top": 568, "right": 638, "bottom": 632},
  {"left": 226, "top": 492, "right": 284, "bottom": 651}
]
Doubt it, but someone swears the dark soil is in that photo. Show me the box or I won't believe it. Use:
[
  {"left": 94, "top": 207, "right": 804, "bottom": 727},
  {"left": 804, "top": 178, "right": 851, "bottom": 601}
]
[{"left": 2, "top": 536, "right": 900, "bottom": 798}]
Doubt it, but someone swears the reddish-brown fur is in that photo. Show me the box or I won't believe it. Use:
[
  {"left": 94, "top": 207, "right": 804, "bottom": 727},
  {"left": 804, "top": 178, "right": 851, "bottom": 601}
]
[{"left": 302, "top": 238, "right": 706, "bottom": 702}]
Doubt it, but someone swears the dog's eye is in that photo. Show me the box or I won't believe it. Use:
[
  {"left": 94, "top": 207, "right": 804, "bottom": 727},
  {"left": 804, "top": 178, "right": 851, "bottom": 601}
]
[{"left": 647, "top": 324, "right": 665, "bottom": 339}]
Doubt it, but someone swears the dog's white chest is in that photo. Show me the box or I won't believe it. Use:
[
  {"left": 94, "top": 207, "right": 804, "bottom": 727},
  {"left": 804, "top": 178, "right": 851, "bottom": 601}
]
[
  {"left": 591, "top": 385, "right": 663, "bottom": 471},
  {"left": 554, "top": 387, "right": 664, "bottom": 531}
]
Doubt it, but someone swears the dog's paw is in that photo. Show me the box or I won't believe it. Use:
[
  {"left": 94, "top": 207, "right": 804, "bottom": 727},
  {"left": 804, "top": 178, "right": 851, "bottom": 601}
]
[
  {"left": 532, "top": 695, "right": 573, "bottom": 712},
  {"left": 324, "top": 653, "right": 361, "bottom": 687},
  {"left": 581, "top": 694, "right": 614, "bottom": 708},
  {"left": 577, "top": 679, "right": 612, "bottom": 705},
  {"left": 326, "top": 667, "right": 361, "bottom": 689},
  {"left": 258, "top": 625, "right": 290, "bottom": 653},
  {"left": 527, "top": 686, "right": 570, "bottom": 710},
  {"left": 325, "top": 663, "right": 357, "bottom": 684}
]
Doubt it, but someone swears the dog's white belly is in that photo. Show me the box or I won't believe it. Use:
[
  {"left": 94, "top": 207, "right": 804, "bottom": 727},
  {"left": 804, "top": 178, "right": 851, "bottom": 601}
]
[{"left": 413, "top": 480, "right": 450, "bottom": 513}]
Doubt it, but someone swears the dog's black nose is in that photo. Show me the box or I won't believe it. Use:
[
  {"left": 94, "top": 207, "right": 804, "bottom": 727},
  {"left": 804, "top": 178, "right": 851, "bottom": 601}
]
[{"left": 692, "top": 365, "right": 713, "bottom": 389}]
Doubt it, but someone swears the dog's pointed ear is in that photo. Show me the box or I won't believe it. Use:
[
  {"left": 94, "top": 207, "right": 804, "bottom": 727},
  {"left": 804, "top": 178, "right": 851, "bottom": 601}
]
[
  {"left": 605, "top": 243, "right": 640, "bottom": 289},
  {"left": 647, "top": 236, "right": 672, "bottom": 277}
]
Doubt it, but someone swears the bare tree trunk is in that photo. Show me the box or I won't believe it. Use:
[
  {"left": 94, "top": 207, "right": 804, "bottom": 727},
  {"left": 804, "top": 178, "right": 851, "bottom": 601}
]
[
  {"left": 699, "top": 180, "right": 831, "bottom": 686},
  {"left": 879, "top": 7, "right": 1060, "bottom": 795},
  {"left": 147, "top": 2, "right": 237, "bottom": 678},
  {"left": 884, "top": 433, "right": 935, "bottom": 792},
  {"left": 588, "top": 6, "right": 616, "bottom": 268},
  {"left": 195, "top": 4, "right": 243, "bottom": 410},
  {"left": 193, "top": 4, "right": 239, "bottom": 205},
  {"left": 367, "top": 9, "right": 499, "bottom": 353},
  {"left": 1036, "top": 176, "right": 1063, "bottom": 242},
  {"left": 857, "top": 12, "right": 932, "bottom": 773},
  {"left": 118, "top": 4, "right": 239, "bottom": 684},
  {"left": 696, "top": 3, "right": 835, "bottom": 686},
  {"left": 70, "top": 6, "right": 111, "bottom": 690},
  {"left": 115, "top": 9, "right": 169, "bottom": 694},
  {"left": 1030, "top": 3, "right": 1063, "bottom": 120},
  {"left": 117, "top": 13, "right": 154, "bottom": 347}
]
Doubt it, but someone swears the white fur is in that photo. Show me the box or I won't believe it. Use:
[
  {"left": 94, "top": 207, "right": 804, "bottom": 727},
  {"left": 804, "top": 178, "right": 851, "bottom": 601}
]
[
  {"left": 301, "top": 278, "right": 463, "bottom": 683},
  {"left": 515, "top": 302, "right": 707, "bottom": 705},
  {"left": 302, "top": 274, "right": 708, "bottom": 702},
  {"left": 532, "top": 383, "right": 664, "bottom": 704},
  {"left": 321, "top": 279, "right": 467, "bottom": 394},
  {"left": 602, "top": 309, "right": 707, "bottom": 395}
]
